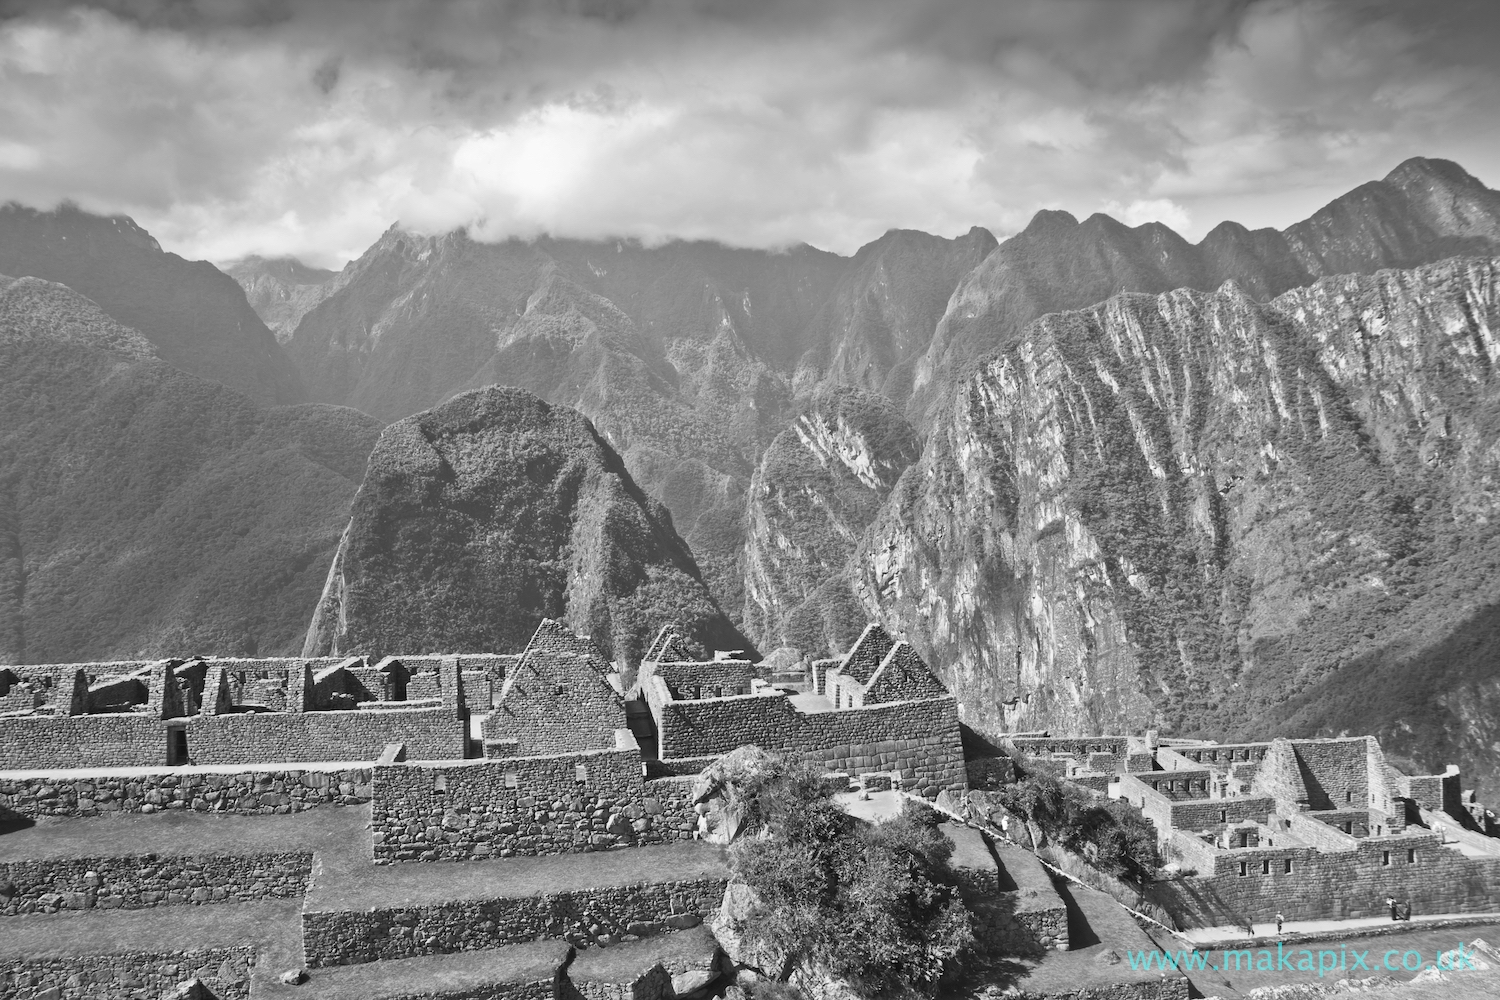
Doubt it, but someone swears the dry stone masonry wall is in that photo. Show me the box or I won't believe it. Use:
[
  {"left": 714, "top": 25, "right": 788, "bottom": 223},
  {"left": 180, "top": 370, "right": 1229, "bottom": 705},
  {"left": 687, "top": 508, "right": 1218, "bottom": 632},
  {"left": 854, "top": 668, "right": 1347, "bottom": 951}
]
[
  {"left": 1, "top": 947, "right": 253, "bottom": 1000},
  {"left": 0, "top": 766, "right": 373, "bottom": 818},
  {"left": 184, "top": 706, "right": 466, "bottom": 765},
  {"left": 302, "top": 877, "right": 727, "bottom": 966},
  {"left": 0, "top": 852, "right": 312, "bottom": 914},
  {"left": 371, "top": 750, "right": 699, "bottom": 861}
]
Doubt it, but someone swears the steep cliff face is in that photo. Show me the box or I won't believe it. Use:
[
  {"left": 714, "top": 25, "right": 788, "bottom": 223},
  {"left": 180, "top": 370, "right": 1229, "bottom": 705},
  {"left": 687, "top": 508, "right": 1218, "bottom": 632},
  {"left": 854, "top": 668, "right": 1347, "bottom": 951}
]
[
  {"left": 801, "top": 227, "right": 997, "bottom": 402},
  {"left": 223, "top": 255, "right": 341, "bottom": 343},
  {"left": 852, "top": 256, "right": 1500, "bottom": 786},
  {"left": 742, "top": 387, "right": 920, "bottom": 654},
  {"left": 0, "top": 275, "right": 380, "bottom": 663},
  {"left": 907, "top": 157, "right": 1500, "bottom": 431},
  {"left": 303, "top": 386, "right": 747, "bottom": 664},
  {"left": 0, "top": 203, "right": 307, "bottom": 405}
]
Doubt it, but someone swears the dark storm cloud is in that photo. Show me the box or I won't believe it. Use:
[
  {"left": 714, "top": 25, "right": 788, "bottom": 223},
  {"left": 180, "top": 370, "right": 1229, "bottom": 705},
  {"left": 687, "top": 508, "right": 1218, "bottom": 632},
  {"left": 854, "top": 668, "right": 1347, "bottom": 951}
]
[{"left": 0, "top": 0, "right": 1496, "bottom": 266}]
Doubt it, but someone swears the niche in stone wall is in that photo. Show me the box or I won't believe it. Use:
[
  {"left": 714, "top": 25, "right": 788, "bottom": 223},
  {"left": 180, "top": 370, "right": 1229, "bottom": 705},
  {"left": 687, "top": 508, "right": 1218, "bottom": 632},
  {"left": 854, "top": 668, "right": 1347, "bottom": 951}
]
[
  {"left": 433, "top": 774, "right": 448, "bottom": 794},
  {"left": 575, "top": 764, "right": 588, "bottom": 784}
]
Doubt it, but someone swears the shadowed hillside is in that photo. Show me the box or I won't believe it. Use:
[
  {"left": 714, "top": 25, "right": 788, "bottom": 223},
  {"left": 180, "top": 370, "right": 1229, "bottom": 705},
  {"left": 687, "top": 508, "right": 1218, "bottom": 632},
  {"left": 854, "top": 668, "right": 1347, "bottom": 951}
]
[
  {"left": 0, "top": 203, "right": 308, "bottom": 405},
  {"left": 303, "top": 385, "right": 750, "bottom": 665},
  {"left": 0, "top": 274, "right": 380, "bottom": 663}
]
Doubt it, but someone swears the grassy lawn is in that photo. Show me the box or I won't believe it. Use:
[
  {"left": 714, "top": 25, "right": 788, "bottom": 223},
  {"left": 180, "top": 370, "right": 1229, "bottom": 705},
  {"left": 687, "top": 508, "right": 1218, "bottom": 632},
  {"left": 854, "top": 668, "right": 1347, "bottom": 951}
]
[
  {"left": 953, "top": 880, "right": 1185, "bottom": 997},
  {"left": 255, "top": 941, "right": 572, "bottom": 1000},
  {"left": 308, "top": 839, "right": 729, "bottom": 912},
  {"left": 1173, "top": 922, "right": 1500, "bottom": 998},
  {"left": 0, "top": 804, "right": 369, "bottom": 861}
]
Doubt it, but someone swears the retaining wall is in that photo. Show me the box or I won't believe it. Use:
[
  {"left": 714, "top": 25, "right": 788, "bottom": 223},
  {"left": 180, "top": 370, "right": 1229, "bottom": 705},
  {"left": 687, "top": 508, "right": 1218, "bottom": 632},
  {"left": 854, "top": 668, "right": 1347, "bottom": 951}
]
[
  {"left": 371, "top": 750, "right": 699, "bottom": 862},
  {"left": 0, "top": 852, "right": 311, "bottom": 914},
  {"left": 0, "top": 765, "right": 373, "bottom": 818},
  {"left": 0, "top": 947, "right": 253, "bottom": 1000},
  {"left": 302, "top": 877, "right": 727, "bottom": 967}
]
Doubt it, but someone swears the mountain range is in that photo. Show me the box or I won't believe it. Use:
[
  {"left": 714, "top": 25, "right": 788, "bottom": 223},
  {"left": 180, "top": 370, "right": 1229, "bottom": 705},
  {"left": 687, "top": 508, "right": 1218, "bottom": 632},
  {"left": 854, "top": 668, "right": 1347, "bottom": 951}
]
[{"left": 5, "top": 156, "right": 1500, "bottom": 786}]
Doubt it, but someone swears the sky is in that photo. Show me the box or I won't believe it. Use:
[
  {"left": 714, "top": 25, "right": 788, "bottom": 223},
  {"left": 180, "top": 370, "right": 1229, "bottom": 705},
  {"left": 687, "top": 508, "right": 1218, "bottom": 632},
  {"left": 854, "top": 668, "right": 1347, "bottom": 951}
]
[{"left": 1, "top": 0, "right": 1498, "bottom": 269}]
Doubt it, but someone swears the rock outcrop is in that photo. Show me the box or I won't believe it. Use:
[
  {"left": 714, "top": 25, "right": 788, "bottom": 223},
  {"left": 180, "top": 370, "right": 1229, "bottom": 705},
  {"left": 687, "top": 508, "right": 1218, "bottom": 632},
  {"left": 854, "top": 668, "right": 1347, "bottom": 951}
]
[
  {"left": 303, "top": 385, "right": 747, "bottom": 664},
  {"left": 743, "top": 387, "right": 920, "bottom": 654},
  {"left": 851, "top": 255, "right": 1500, "bottom": 787}
]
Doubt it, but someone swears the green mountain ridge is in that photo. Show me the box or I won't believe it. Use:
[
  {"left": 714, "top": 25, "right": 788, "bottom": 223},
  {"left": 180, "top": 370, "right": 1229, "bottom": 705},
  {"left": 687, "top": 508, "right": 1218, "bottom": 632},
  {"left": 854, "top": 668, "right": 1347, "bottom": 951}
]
[
  {"left": 303, "top": 385, "right": 748, "bottom": 664},
  {"left": 0, "top": 275, "right": 380, "bottom": 663}
]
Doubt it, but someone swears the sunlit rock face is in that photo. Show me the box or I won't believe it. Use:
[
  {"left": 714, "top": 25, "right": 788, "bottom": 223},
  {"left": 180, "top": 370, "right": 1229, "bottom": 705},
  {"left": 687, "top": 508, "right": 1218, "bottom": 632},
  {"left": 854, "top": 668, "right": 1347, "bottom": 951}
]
[
  {"left": 743, "top": 387, "right": 921, "bottom": 656},
  {"left": 850, "top": 256, "right": 1500, "bottom": 789}
]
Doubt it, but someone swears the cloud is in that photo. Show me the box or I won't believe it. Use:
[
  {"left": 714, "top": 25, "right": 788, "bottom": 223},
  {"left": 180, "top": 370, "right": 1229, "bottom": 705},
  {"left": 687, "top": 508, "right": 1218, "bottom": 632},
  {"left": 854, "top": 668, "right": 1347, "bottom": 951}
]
[
  {"left": 0, "top": 0, "right": 1497, "bottom": 267},
  {"left": 1101, "top": 199, "right": 1193, "bottom": 232}
]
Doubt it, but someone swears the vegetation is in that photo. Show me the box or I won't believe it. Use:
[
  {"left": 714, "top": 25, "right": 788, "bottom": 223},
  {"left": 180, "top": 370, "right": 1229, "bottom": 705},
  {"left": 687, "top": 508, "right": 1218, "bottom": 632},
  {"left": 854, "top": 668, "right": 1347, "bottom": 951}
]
[
  {"left": 0, "top": 313, "right": 380, "bottom": 663},
  {"left": 315, "top": 385, "right": 749, "bottom": 662},
  {"left": 998, "top": 773, "right": 1161, "bottom": 883},
  {"left": 727, "top": 757, "right": 973, "bottom": 997}
]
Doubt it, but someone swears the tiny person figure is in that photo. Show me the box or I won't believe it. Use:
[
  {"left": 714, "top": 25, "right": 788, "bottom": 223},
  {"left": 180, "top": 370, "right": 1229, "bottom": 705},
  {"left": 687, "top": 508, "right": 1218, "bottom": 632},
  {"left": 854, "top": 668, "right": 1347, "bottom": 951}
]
[
  {"left": 1386, "top": 896, "right": 1398, "bottom": 921},
  {"left": 1402, "top": 900, "right": 1412, "bottom": 922},
  {"left": 1275, "top": 911, "right": 1284, "bottom": 936}
]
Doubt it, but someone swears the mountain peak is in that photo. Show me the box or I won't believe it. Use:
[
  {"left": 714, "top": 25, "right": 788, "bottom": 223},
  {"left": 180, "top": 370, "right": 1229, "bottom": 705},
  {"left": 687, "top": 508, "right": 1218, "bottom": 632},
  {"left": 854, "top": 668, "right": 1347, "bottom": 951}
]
[
  {"left": 1021, "top": 208, "right": 1080, "bottom": 234},
  {"left": 1382, "top": 156, "right": 1485, "bottom": 192}
]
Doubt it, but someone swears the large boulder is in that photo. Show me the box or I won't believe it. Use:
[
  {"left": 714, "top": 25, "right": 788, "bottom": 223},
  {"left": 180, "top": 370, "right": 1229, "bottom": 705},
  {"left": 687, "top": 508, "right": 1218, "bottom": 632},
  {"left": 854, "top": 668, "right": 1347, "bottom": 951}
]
[{"left": 710, "top": 880, "right": 790, "bottom": 979}]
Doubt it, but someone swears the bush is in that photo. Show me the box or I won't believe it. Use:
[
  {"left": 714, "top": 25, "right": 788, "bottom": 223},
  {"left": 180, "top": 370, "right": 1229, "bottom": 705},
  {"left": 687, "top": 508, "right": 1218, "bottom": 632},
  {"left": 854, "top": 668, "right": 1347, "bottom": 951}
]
[
  {"left": 728, "top": 758, "right": 973, "bottom": 997},
  {"left": 998, "top": 773, "right": 1160, "bottom": 882}
]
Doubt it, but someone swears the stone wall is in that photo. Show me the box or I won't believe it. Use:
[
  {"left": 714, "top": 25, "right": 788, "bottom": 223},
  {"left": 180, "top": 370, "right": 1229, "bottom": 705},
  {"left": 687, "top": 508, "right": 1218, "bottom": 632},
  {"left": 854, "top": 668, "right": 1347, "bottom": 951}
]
[
  {"left": 0, "top": 947, "right": 253, "bottom": 1000},
  {"left": 184, "top": 705, "right": 466, "bottom": 764},
  {"left": 0, "top": 852, "right": 311, "bottom": 914},
  {"left": 646, "top": 660, "right": 757, "bottom": 699},
  {"left": 370, "top": 748, "right": 699, "bottom": 861},
  {"left": 0, "top": 765, "right": 373, "bottom": 818},
  {"left": 486, "top": 651, "right": 625, "bottom": 758},
  {"left": 1115, "top": 774, "right": 1274, "bottom": 844},
  {"left": 1294, "top": 738, "right": 1376, "bottom": 810},
  {"left": 651, "top": 690, "right": 965, "bottom": 796},
  {"left": 1008, "top": 737, "right": 1128, "bottom": 765},
  {"left": 1188, "top": 830, "right": 1500, "bottom": 922},
  {"left": 1130, "top": 771, "right": 1211, "bottom": 801},
  {"left": 302, "top": 878, "right": 727, "bottom": 966},
  {"left": 1171, "top": 744, "right": 1269, "bottom": 767},
  {"left": 0, "top": 714, "right": 169, "bottom": 769}
]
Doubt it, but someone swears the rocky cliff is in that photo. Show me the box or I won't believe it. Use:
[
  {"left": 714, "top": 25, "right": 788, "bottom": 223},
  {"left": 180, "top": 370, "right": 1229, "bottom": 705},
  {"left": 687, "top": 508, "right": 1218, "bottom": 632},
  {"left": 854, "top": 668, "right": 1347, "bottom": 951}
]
[
  {"left": 851, "top": 256, "right": 1500, "bottom": 787},
  {"left": 907, "top": 157, "right": 1500, "bottom": 431},
  {"left": 302, "top": 385, "right": 747, "bottom": 664},
  {"left": 742, "top": 386, "right": 920, "bottom": 655},
  {"left": 223, "top": 255, "right": 342, "bottom": 344},
  {"left": 0, "top": 274, "right": 379, "bottom": 663},
  {"left": 0, "top": 203, "right": 308, "bottom": 405}
]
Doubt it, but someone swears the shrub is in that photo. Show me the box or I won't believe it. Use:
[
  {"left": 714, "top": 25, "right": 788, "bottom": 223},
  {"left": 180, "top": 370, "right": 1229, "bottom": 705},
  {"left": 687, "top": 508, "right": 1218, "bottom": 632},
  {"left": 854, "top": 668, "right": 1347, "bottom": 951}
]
[{"left": 728, "top": 758, "right": 973, "bottom": 997}]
